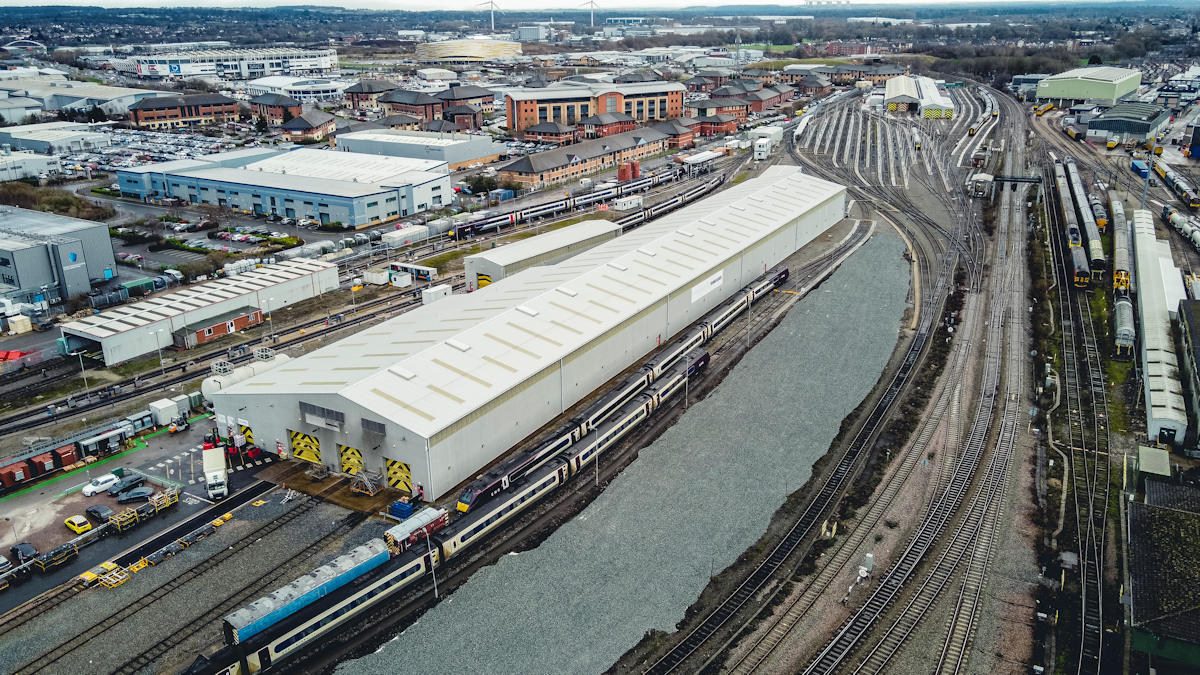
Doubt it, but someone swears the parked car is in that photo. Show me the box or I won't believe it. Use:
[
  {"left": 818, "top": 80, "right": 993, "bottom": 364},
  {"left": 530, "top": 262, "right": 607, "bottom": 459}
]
[
  {"left": 64, "top": 515, "right": 92, "bottom": 534},
  {"left": 10, "top": 542, "right": 37, "bottom": 564},
  {"left": 117, "top": 486, "right": 155, "bottom": 504},
  {"left": 107, "top": 474, "right": 146, "bottom": 496},
  {"left": 82, "top": 473, "right": 119, "bottom": 496},
  {"left": 0, "top": 556, "right": 10, "bottom": 574},
  {"left": 85, "top": 504, "right": 115, "bottom": 521}
]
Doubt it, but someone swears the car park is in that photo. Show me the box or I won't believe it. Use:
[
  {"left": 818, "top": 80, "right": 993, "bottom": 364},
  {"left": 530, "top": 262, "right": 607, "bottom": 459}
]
[
  {"left": 85, "top": 504, "right": 116, "bottom": 521},
  {"left": 10, "top": 542, "right": 37, "bottom": 564},
  {"left": 107, "top": 474, "right": 146, "bottom": 496},
  {"left": 117, "top": 486, "right": 155, "bottom": 504},
  {"left": 82, "top": 473, "right": 119, "bottom": 496},
  {"left": 65, "top": 515, "right": 93, "bottom": 534}
]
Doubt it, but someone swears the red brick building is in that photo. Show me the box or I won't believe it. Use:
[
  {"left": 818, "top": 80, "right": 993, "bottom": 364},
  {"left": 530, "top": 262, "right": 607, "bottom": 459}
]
[
  {"left": 250, "top": 93, "right": 303, "bottom": 126},
  {"left": 579, "top": 112, "right": 636, "bottom": 139},
  {"left": 687, "top": 98, "right": 749, "bottom": 123},
  {"left": 524, "top": 121, "right": 579, "bottom": 145},
  {"left": 344, "top": 79, "right": 398, "bottom": 111},
  {"left": 434, "top": 84, "right": 495, "bottom": 114},
  {"left": 379, "top": 90, "right": 443, "bottom": 121},
  {"left": 505, "top": 81, "right": 686, "bottom": 133},
  {"left": 128, "top": 93, "right": 238, "bottom": 130},
  {"left": 684, "top": 76, "right": 715, "bottom": 93},
  {"left": 282, "top": 109, "right": 337, "bottom": 142},
  {"left": 652, "top": 118, "right": 698, "bottom": 148},
  {"left": 441, "top": 104, "right": 483, "bottom": 131},
  {"left": 176, "top": 308, "right": 262, "bottom": 349},
  {"left": 695, "top": 114, "right": 739, "bottom": 137}
]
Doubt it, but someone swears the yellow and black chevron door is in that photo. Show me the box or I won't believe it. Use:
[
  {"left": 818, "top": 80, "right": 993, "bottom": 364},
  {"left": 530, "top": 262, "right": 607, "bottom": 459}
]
[
  {"left": 288, "top": 430, "right": 321, "bottom": 463},
  {"left": 339, "top": 444, "right": 363, "bottom": 475},
  {"left": 385, "top": 458, "right": 413, "bottom": 493},
  {"left": 477, "top": 273, "right": 492, "bottom": 287},
  {"left": 240, "top": 425, "right": 254, "bottom": 445}
]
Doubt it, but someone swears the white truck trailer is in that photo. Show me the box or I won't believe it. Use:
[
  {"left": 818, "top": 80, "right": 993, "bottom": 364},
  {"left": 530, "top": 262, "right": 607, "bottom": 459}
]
[{"left": 203, "top": 447, "right": 228, "bottom": 499}]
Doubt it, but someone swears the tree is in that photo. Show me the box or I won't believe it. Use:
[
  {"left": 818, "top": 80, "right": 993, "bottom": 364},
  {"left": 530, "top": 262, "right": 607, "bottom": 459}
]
[
  {"left": 1087, "top": 53, "right": 1103, "bottom": 65},
  {"left": 19, "top": 114, "right": 39, "bottom": 125},
  {"left": 85, "top": 105, "right": 106, "bottom": 123},
  {"left": 282, "top": 108, "right": 295, "bottom": 124},
  {"left": 255, "top": 116, "right": 268, "bottom": 133}
]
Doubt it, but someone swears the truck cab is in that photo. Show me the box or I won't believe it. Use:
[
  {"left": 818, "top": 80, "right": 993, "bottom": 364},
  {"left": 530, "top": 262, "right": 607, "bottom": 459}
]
[{"left": 202, "top": 447, "right": 228, "bottom": 499}]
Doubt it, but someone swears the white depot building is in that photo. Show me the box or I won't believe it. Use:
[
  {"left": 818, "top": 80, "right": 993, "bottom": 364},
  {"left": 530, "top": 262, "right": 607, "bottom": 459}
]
[{"left": 208, "top": 166, "right": 846, "bottom": 497}]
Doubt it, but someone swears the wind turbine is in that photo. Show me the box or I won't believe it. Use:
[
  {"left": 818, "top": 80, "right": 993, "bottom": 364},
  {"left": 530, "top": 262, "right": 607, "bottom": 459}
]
[
  {"left": 478, "top": 0, "right": 499, "bottom": 33},
  {"left": 580, "top": 0, "right": 599, "bottom": 29}
]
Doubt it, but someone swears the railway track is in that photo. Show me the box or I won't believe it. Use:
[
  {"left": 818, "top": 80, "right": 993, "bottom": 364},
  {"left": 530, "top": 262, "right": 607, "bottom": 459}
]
[
  {"left": 639, "top": 90, "right": 966, "bottom": 675},
  {"left": 109, "top": 510, "right": 368, "bottom": 674},
  {"left": 11, "top": 488, "right": 341, "bottom": 674},
  {"left": 1045, "top": 150, "right": 1112, "bottom": 675},
  {"left": 796, "top": 89, "right": 1027, "bottom": 675}
]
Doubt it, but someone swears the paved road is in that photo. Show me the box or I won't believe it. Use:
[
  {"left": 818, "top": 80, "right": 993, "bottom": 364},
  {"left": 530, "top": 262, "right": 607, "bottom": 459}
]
[{"left": 0, "top": 421, "right": 272, "bottom": 614}]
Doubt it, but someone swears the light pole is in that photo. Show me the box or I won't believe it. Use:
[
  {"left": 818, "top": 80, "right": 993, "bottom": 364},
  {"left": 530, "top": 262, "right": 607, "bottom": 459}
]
[
  {"left": 261, "top": 297, "right": 274, "bottom": 345},
  {"left": 70, "top": 350, "right": 89, "bottom": 396},
  {"left": 151, "top": 328, "right": 166, "bottom": 379}
]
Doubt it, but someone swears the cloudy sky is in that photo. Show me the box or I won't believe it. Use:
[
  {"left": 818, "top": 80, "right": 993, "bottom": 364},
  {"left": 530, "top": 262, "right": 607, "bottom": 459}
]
[{"left": 0, "top": 0, "right": 1058, "bottom": 10}]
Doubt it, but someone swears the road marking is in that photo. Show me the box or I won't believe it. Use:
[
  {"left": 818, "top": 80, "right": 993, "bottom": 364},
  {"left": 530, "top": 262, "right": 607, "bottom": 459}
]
[
  {"left": 188, "top": 479, "right": 196, "bottom": 485},
  {"left": 155, "top": 462, "right": 165, "bottom": 468}
]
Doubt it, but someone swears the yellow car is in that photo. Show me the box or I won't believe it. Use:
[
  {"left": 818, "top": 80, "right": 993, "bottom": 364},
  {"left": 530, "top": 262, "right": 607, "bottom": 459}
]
[{"left": 64, "top": 515, "right": 93, "bottom": 535}]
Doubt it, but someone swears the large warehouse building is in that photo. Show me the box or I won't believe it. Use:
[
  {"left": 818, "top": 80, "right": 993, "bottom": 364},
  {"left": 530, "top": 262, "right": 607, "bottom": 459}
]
[
  {"left": 1036, "top": 66, "right": 1141, "bottom": 107},
  {"left": 117, "top": 147, "right": 452, "bottom": 227},
  {"left": 207, "top": 166, "right": 847, "bottom": 497},
  {"left": 336, "top": 129, "right": 507, "bottom": 170},
  {"left": 883, "top": 74, "right": 955, "bottom": 118},
  {"left": 463, "top": 219, "right": 622, "bottom": 289},
  {"left": 60, "top": 258, "right": 338, "bottom": 365},
  {"left": 0, "top": 206, "right": 116, "bottom": 305},
  {"left": 1086, "top": 102, "right": 1171, "bottom": 143},
  {"left": 0, "top": 121, "right": 111, "bottom": 154}
]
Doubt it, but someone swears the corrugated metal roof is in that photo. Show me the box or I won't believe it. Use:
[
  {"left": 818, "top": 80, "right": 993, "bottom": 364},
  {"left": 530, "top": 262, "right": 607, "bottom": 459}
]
[
  {"left": 1133, "top": 209, "right": 1188, "bottom": 426},
  {"left": 1044, "top": 66, "right": 1140, "bottom": 84},
  {"left": 465, "top": 220, "right": 621, "bottom": 268},
  {"left": 61, "top": 259, "right": 334, "bottom": 339},
  {"left": 222, "top": 167, "right": 843, "bottom": 438}
]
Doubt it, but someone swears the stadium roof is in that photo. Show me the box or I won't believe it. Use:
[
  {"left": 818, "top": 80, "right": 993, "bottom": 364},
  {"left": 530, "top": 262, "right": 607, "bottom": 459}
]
[{"left": 219, "top": 167, "right": 844, "bottom": 439}]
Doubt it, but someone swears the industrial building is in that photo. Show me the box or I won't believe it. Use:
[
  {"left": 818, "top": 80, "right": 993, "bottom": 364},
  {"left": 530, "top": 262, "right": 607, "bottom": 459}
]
[
  {"left": 116, "top": 147, "right": 451, "bottom": 227},
  {"left": 1179, "top": 299, "right": 1200, "bottom": 453},
  {"left": 116, "top": 48, "right": 338, "bottom": 80},
  {"left": 463, "top": 219, "right": 622, "bottom": 289},
  {"left": 1086, "top": 102, "right": 1171, "bottom": 143},
  {"left": 0, "top": 90, "right": 42, "bottom": 123},
  {"left": 0, "top": 78, "right": 171, "bottom": 115},
  {"left": 336, "top": 129, "right": 507, "bottom": 170},
  {"left": 0, "top": 149, "right": 61, "bottom": 180},
  {"left": 0, "top": 121, "right": 111, "bottom": 154},
  {"left": 504, "top": 80, "right": 686, "bottom": 132},
  {"left": 883, "top": 75, "right": 954, "bottom": 118},
  {"left": 207, "top": 166, "right": 846, "bottom": 498},
  {"left": 1036, "top": 66, "right": 1141, "bottom": 107},
  {"left": 245, "top": 76, "right": 345, "bottom": 103},
  {"left": 415, "top": 39, "right": 522, "bottom": 64},
  {"left": 0, "top": 206, "right": 116, "bottom": 306},
  {"left": 60, "top": 258, "right": 338, "bottom": 365},
  {"left": 1133, "top": 208, "right": 1189, "bottom": 445}
]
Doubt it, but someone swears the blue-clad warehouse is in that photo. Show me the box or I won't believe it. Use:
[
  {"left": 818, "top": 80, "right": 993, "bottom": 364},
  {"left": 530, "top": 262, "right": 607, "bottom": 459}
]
[{"left": 117, "top": 147, "right": 451, "bottom": 228}]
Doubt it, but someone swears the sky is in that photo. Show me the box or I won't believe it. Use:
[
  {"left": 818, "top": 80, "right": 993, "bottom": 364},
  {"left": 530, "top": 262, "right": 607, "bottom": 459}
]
[{"left": 0, "top": 0, "right": 1097, "bottom": 11}]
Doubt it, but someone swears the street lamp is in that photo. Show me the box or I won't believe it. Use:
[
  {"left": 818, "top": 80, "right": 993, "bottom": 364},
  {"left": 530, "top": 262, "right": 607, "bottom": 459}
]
[
  {"left": 69, "top": 350, "right": 89, "bottom": 396},
  {"left": 151, "top": 328, "right": 166, "bottom": 379},
  {"left": 261, "top": 297, "right": 274, "bottom": 345}
]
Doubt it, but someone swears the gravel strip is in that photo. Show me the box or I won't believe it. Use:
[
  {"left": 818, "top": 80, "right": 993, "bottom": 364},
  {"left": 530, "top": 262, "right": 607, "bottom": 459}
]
[
  {"left": 338, "top": 233, "right": 910, "bottom": 675},
  {"left": 0, "top": 493, "right": 354, "bottom": 674}
]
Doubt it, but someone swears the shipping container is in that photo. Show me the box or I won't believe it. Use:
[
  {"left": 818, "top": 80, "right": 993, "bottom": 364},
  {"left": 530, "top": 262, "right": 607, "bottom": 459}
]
[
  {"left": 364, "top": 268, "right": 390, "bottom": 285},
  {"left": 1132, "top": 160, "right": 1149, "bottom": 178},
  {"left": 0, "top": 464, "right": 26, "bottom": 487},
  {"left": 52, "top": 444, "right": 78, "bottom": 468},
  {"left": 149, "top": 399, "right": 178, "bottom": 426},
  {"left": 617, "top": 163, "right": 633, "bottom": 182},
  {"left": 630, "top": 160, "right": 641, "bottom": 179},
  {"left": 121, "top": 278, "right": 156, "bottom": 297},
  {"left": 27, "top": 452, "right": 54, "bottom": 475}
]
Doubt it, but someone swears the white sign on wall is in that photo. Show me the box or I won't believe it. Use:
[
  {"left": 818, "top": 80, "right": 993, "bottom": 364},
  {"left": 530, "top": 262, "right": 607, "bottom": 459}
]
[{"left": 691, "top": 270, "right": 724, "bottom": 304}]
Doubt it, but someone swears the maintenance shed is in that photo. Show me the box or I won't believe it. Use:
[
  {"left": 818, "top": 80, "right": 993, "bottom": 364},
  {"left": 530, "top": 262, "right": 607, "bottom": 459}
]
[
  {"left": 463, "top": 219, "right": 622, "bottom": 289},
  {"left": 1086, "top": 102, "right": 1171, "bottom": 143},
  {"left": 60, "top": 259, "right": 337, "bottom": 365},
  {"left": 1036, "top": 66, "right": 1141, "bottom": 107},
  {"left": 207, "top": 166, "right": 846, "bottom": 499},
  {"left": 1133, "top": 209, "right": 1189, "bottom": 445}
]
